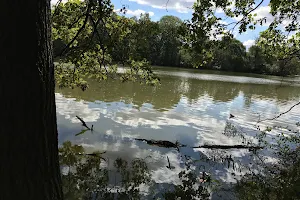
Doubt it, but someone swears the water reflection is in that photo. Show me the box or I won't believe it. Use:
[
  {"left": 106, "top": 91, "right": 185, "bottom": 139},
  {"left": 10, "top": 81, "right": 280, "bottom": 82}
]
[
  {"left": 57, "top": 75, "right": 300, "bottom": 108},
  {"left": 59, "top": 141, "right": 212, "bottom": 200},
  {"left": 56, "top": 69, "right": 300, "bottom": 199}
]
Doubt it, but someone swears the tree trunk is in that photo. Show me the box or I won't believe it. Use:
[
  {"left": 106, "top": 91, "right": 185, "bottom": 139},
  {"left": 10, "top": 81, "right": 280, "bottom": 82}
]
[{"left": 0, "top": 0, "right": 63, "bottom": 199}]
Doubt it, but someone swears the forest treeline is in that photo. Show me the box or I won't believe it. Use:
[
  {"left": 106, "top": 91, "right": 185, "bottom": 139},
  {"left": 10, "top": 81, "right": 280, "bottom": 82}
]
[{"left": 53, "top": 9, "right": 300, "bottom": 76}]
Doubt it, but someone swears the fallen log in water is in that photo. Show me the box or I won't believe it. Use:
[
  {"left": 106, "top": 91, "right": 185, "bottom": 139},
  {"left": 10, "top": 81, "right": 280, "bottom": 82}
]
[
  {"left": 135, "top": 138, "right": 262, "bottom": 150},
  {"left": 135, "top": 138, "right": 186, "bottom": 150},
  {"left": 192, "top": 145, "right": 263, "bottom": 150}
]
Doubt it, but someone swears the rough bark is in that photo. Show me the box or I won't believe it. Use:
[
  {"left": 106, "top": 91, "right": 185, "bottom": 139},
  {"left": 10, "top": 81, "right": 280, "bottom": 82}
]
[{"left": 0, "top": 0, "right": 63, "bottom": 199}]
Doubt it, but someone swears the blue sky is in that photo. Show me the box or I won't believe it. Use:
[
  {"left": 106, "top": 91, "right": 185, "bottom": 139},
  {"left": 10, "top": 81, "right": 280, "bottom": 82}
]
[
  {"left": 111, "top": 0, "right": 275, "bottom": 48},
  {"left": 51, "top": 0, "right": 276, "bottom": 48}
]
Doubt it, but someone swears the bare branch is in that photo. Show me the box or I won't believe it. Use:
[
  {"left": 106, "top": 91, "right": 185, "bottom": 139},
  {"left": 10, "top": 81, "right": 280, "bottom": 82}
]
[
  {"left": 76, "top": 115, "right": 91, "bottom": 130},
  {"left": 165, "top": 0, "right": 169, "bottom": 12},
  {"left": 192, "top": 145, "right": 263, "bottom": 150},
  {"left": 135, "top": 138, "right": 262, "bottom": 150},
  {"left": 258, "top": 101, "right": 300, "bottom": 123}
]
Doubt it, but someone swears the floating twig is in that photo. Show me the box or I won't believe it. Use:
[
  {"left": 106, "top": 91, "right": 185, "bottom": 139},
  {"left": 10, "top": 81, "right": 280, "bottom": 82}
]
[
  {"left": 166, "top": 156, "right": 175, "bottom": 169},
  {"left": 135, "top": 138, "right": 186, "bottom": 151}
]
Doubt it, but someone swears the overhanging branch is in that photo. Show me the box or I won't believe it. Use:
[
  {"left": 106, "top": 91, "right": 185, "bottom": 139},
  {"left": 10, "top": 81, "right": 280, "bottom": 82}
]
[
  {"left": 258, "top": 101, "right": 300, "bottom": 123},
  {"left": 58, "top": 2, "right": 92, "bottom": 56},
  {"left": 229, "top": 0, "right": 265, "bottom": 33}
]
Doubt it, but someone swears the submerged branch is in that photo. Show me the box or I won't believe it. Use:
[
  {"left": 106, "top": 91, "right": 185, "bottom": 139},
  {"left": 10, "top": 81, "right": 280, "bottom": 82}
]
[
  {"left": 135, "top": 138, "right": 262, "bottom": 150},
  {"left": 192, "top": 145, "right": 263, "bottom": 150},
  {"left": 135, "top": 138, "right": 184, "bottom": 150},
  {"left": 76, "top": 115, "right": 93, "bottom": 131}
]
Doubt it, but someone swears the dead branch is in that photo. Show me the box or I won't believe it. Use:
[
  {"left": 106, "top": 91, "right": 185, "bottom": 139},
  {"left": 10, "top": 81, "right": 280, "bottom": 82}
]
[
  {"left": 192, "top": 145, "right": 263, "bottom": 150},
  {"left": 76, "top": 115, "right": 91, "bottom": 130},
  {"left": 257, "top": 101, "right": 300, "bottom": 123},
  {"left": 135, "top": 138, "right": 262, "bottom": 150},
  {"left": 166, "top": 156, "right": 175, "bottom": 169}
]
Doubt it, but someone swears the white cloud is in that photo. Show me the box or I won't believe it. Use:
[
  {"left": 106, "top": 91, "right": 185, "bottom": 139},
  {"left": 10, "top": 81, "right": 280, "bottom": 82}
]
[
  {"left": 55, "top": 93, "right": 101, "bottom": 123},
  {"left": 232, "top": 6, "right": 274, "bottom": 27},
  {"left": 233, "top": 15, "right": 243, "bottom": 21},
  {"left": 243, "top": 39, "right": 255, "bottom": 49},
  {"left": 219, "top": 20, "right": 228, "bottom": 25},
  {"left": 215, "top": 7, "right": 224, "bottom": 14},
  {"left": 253, "top": 6, "right": 274, "bottom": 26},
  {"left": 128, "top": 0, "right": 194, "bottom": 13},
  {"left": 125, "top": 9, "right": 155, "bottom": 17}
]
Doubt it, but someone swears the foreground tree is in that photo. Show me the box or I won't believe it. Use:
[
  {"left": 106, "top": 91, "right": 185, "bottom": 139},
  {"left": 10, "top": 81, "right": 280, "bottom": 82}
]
[{"left": 0, "top": 0, "right": 63, "bottom": 199}]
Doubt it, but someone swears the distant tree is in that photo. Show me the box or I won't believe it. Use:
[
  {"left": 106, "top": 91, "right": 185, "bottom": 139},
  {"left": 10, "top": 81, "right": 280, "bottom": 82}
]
[
  {"left": 158, "top": 15, "right": 183, "bottom": 66},
  {"left": 254, "top": 30, "right": 300, "bottom": 75},
  {"left": 212, "top": 37, "right": 248, "bottom": 72},
  {"left": 130, "top": 13, "right": 160, "bottom": 64},
  {"left": 247, "top": 45, "right": 267, "bottom": 74}
]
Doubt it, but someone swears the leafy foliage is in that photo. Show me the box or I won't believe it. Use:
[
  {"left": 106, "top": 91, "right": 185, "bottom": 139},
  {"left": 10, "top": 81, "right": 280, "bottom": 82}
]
[
  {"left": 52, "top": 0, "right": 160, "bottom": 90},
  {"left": 59, "top": 142, "right": 214, "bottom": 200},
  {"left": 180, "top": 0, "right": 300, "bottom": 73},
  {"left": 162, "top": 170, "right": 210, "bottom": 200},
  {"left": 52, "top": 1, "right": 300, "bottom": 199},
  {"left": 235, "top": 128, "right": 300, "bottom": 200},
  {"left": 52, "top": 0, "right": 300, "bottom": 80},
  {"left": 59, "top": 141, "right": 151, "bottom": 200}
]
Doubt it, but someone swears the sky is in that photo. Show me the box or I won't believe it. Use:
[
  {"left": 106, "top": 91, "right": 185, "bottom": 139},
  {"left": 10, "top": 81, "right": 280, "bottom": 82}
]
[{"left": 51, "top": 0, "right": 275, "bottom": 49}]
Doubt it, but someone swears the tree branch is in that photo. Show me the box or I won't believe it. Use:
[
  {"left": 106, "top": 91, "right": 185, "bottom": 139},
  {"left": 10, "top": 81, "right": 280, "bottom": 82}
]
[
  {"left": 193, "top": 145, "right": 263, "bottom": 150},
  {"left": 230, "top": 0, "right": 264, "bottom": 32},
  {"left": 52, "top": 0, "right": 63, "bottom": 16},
  {"left": 257, "top": 101, "right": 300, "bottom": 123},
  {"left": 68, "top": 14, "right": 86, "bottom": 29},
  {"left": 58, "top": 2, "right": 92, "bottom": 56},
  {"left": 165, "top": 0, "right": 170, "bottom": 12},
  {"left": 135, "top": 138, "right": 262, "bottom": 150}
]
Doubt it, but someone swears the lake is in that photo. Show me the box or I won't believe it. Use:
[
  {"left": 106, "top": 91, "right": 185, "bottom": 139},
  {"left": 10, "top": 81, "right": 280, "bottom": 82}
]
[{"left": 56, "top": 67, "right": 300, "bottom": 199}]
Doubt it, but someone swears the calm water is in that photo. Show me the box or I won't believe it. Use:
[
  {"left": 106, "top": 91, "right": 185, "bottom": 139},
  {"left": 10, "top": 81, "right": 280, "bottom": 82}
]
[{"left": 56, "top": 67, "right": 300, "bottom": 197}]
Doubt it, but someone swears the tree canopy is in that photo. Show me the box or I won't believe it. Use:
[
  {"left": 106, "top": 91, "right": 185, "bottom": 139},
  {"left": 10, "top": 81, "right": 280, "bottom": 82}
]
[{"left": 52, "top": 0, "right": 300, "bottom": 87}]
